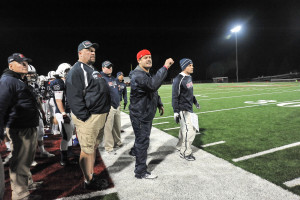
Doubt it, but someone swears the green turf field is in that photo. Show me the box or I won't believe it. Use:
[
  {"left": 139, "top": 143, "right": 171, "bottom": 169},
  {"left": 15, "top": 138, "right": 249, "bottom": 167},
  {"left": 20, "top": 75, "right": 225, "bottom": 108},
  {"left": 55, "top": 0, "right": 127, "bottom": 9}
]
[{"left": 125, "top": 82, "right": 300, "bottom": 195}]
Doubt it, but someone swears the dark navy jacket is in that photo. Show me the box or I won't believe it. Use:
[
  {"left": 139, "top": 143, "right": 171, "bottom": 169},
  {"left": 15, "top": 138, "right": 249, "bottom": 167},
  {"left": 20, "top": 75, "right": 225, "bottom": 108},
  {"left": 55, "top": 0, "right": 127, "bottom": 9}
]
[
  {"left": 50, "top": 77, "right": 71, "bottom": 113},
  {"left": 116, "top": 79, "right": 127, "bottom": 104},
  {"left": 0, "top": 69, "right": 39, "bottom": 134},
  {"left": 66, "top": 61, "right": 111, "bottom": 121},
  {"left": 129, "top": 65, "right": 166, "bottom": 122},
  {"left": 172, "top": 72, "right": 198, "bottom": 113},
  {"left": 100, "top": 72, "right": 120, "bottom": 109}
]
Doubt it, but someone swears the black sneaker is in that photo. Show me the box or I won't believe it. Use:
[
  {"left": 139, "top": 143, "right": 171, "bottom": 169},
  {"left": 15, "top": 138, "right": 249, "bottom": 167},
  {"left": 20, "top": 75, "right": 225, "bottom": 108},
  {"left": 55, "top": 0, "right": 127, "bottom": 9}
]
[
  {"left": 180, "top": 153, "right": 196, "bottom": 161},
  {"left": 135, "top": 171, "right": 157, "bottom": 179},
  {"left": 84, "top": 177, "right": 109, "bottom": 190},
  {"left": 129, "top": 150, "right": 136, "bottom": 157}
]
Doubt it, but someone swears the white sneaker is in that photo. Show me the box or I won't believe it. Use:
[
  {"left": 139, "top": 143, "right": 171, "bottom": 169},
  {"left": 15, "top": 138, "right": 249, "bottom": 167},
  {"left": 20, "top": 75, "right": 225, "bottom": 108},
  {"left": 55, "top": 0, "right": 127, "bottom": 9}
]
[
  {"left": 135, "top": 172, "right": 158, "bottom": 179},
  {"left": 40, "top": 151, "right": 55, "bottom": 158},
  {"left": 31, "top": 160, "right": 38, "bottom": 166}
]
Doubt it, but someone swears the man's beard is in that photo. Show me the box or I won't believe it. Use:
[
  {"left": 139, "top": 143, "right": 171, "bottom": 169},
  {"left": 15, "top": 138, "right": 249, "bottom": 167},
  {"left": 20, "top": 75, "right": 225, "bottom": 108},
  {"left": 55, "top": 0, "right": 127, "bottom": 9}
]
[{"left": 87, "top": 59, "right": 95, "bottom": 65}]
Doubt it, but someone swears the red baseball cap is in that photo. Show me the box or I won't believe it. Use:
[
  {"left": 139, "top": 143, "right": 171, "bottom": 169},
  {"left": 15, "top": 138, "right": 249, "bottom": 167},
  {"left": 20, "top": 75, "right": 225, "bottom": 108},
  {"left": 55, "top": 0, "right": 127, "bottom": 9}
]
[{"left": 136, "top": 49, "right": 151, "bottom": 61}]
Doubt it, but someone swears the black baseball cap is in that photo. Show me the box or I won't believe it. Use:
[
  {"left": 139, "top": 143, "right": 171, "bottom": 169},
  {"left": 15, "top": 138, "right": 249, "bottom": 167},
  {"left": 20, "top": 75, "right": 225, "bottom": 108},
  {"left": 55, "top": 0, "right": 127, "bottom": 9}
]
[
  {"left": 102, "top": 60, "right": 113, "bottom": 68},
  {"left": 8, "top": 53, "right": 32, "bottom": 64},
  {"left": 78, "top": 40, "right": 99, "bottom": 52}
]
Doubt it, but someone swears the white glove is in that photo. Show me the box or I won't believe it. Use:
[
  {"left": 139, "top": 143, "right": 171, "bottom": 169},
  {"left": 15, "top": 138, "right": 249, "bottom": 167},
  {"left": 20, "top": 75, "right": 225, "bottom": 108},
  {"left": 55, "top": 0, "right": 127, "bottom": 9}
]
[
  {"left": 174, "top": 113, "right": 180, "bottom": 124},
  {"left": 196, "top": 102, "right": 200, "bottom": 109}
]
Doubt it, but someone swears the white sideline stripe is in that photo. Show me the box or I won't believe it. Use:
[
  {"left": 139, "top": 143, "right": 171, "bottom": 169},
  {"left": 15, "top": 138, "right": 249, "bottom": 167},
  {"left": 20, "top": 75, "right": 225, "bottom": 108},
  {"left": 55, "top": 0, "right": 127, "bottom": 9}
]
[
  {"left": 153, "top": 122, "right": 169, "bottom": 125},
  {"left": 57, "top": 187, "right": 118, "bottom": 200},
  {"left": 200, "top": 89, "right": 295, "bottom": 101},
  {"left": 202, "top": 141, "right": 226, "bottom": 147},
  {"left": 163, "top": 127, "right": 180, "bottom": 130},
  {"left": 232, "top": 142, "right": 300, "bottom": 162},
  {"left": 284, "top": 177, "right": 300, "bottom": 187}
]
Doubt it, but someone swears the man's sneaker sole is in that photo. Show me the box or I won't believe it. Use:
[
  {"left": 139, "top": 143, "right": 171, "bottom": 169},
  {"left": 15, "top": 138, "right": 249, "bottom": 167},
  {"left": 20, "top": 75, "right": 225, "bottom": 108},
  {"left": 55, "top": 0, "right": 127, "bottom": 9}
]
[{"left": 180, "top": 153, "right": 196, "bottom": 161}]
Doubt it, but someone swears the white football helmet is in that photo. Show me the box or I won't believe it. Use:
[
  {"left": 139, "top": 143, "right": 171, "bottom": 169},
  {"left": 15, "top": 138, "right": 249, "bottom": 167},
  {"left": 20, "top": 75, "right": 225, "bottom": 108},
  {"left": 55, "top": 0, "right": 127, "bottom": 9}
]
[
  {"left": 37, "top": 75, "right": 48, "bottom": 86},
  {"left": 56, "top": 63, "right": 71, "bottom": 78},
  {"left": 27, "top": 64, "right": 37, "bottom": 82},
  {"left": 47, "top": 71, "right": 56, "bottom": 80}
]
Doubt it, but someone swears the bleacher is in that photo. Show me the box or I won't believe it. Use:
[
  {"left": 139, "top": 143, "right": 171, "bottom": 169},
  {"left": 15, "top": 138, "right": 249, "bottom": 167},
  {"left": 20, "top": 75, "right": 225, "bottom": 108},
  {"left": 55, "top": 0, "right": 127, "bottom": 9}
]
[{"left": 252, "top": 72, "right": 300, "bottom": 82}]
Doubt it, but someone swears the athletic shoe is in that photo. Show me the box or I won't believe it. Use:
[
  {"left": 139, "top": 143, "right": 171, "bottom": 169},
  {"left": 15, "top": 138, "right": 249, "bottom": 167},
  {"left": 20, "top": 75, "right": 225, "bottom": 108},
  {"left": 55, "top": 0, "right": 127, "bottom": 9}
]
[
  {"left": 31, "top": 161, "right": 38, "bottom": 166},
  {"left": 180, "top": 153, "right": 196, "bottom": 161},
  {"left": 104, "top": 150, "right": 117, "bottom": 155},
  {"left": 40, "top": 151, "right": 55, "bottom": 158},
  {"left": 28, "top": 181, "right": 43, "bottom": 190},
  {"left": 3, "top": 152, "right": 12, "bottom": 165},
  {"left": 129, "top": 150, "right": 136, "bottom": 158},
  {"left": 20, "top": 194, "right": 42, "bottom": 200},
  {"left": 135, "top": 171, "right": 157, "bottom": 179},
  {"left": 84, "top": 177, "right": 109, "bottom": 190}
]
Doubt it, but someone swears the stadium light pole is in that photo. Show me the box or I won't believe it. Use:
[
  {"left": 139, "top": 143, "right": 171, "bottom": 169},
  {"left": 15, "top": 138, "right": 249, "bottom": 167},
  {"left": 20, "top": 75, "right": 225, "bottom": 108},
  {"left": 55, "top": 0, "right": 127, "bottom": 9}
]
[{"left": 231, "top": 25, "right": 241, "bottom": 82}]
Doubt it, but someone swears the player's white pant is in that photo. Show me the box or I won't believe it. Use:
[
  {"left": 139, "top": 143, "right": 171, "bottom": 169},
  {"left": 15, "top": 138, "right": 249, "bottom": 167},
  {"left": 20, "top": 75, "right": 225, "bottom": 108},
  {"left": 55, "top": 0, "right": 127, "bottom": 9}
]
[
  {"left": 42, "top": 99, "right": 50, "bottom": 124},
  {"left": 37, "top": 116, "right": 45, "bottom": 141},
  {"left": 48, "top": 98, "right": 56, "bottom": 119},
  {"left": 176, "top": 111, "right": 196, "bottom": 156},
  {"left": 55, "top": 113, "right": 73, "bottom": 151}
]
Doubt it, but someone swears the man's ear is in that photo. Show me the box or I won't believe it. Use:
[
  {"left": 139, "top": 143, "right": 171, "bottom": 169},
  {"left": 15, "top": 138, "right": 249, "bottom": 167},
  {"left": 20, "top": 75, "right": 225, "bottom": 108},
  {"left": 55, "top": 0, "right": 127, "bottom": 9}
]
[{"left": 8, "top": 63, "right": 13, "bottom": 70}]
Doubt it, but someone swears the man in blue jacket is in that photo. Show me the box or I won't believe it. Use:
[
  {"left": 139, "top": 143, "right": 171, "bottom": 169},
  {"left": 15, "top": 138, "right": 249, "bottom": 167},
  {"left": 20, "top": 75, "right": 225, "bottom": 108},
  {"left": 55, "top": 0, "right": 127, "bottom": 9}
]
[
  {"left": 101, "top": 61, "right": 122, "bottom": 155},
  {"left": 0, "top": 53, "right": 41, "bottom": 200},
  {"left": 129, "top": 49, "right": 174, "bottom": 179},
  {"left": 66, "top": 41, "right": 111, "bottom": 190},
  {"left": 116, "top": 71, "right": 127, "bottom": 110}
]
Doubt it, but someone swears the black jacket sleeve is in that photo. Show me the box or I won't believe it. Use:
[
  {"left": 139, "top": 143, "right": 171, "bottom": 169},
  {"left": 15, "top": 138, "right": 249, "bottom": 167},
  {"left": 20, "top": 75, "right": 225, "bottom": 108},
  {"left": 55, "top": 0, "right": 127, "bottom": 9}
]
[
  {"left": 136, "top": 67, "right": 168, "bottom": 92},
  {"left": 157, "top": 95, "right": 163, "bottom": 108},
  {"left": 172, "top": 76, "right": 180, "bottom": 113},
  {"left": 66, "top": 67, "right": 90, "bottom": 121},
  {"left": 0, "top": 79, "right": 14, "bottom": 139},
  {"left": 123, "top": 85, "right": 127, "bottom": 104}
]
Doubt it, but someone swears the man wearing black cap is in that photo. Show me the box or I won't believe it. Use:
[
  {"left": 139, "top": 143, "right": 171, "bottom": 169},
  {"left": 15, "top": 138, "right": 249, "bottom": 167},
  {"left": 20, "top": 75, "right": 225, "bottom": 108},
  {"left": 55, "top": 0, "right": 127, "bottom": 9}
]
[
  {"left": 101, "top": 61, "right": 122, "bottom": 155},
  {"left": 66, "top": 41, "right": 111, "bottom": 190},
  {"left": 172, "top": 58, "right": 200, "bottom": 161},
  {"left": 0, "top": 53, "right": 42, "bottom": 200},
  {"left": 116, "top": 71, "right": 128, "bottom": 110}
]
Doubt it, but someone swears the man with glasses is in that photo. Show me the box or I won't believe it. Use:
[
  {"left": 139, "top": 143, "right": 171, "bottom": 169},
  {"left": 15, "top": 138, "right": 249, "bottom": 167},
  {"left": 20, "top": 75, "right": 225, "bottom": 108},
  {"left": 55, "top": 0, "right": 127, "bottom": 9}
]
[{"left": 0, "top": 53, "right": 41, "bottom": 200}]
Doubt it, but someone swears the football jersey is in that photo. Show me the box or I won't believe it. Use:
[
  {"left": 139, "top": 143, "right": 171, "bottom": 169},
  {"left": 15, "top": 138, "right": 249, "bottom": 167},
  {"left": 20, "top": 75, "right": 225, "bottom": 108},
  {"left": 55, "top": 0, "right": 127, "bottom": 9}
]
[{"left": 50, "top": 78, "right": 70, "bottom": 113}]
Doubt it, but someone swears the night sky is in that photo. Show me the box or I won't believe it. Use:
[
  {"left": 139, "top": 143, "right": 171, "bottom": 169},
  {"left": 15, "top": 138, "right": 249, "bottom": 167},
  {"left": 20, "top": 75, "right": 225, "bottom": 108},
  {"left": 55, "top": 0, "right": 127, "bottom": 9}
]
[{"left": 1, "top": 0, "right": 300, "bottom": 82}]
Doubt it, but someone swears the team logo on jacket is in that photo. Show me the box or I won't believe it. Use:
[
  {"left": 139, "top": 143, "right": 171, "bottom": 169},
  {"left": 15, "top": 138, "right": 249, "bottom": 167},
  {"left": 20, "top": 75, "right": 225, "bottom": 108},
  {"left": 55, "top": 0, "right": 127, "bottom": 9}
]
[
  {"left": 53, "top": 84, "right": 61, "bottom": 91},
  {"left": 92, "top": 71, "right": 102, "bottom": 79},
  {"left": 186, "top": 81, "right": 193, "bottom": 88}
]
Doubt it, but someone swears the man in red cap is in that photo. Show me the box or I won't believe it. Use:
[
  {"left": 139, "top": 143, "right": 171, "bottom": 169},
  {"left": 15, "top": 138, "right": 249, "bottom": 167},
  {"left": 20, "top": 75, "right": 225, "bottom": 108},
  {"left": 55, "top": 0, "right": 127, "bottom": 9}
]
[{"left": 129, "top": 49, "right": 174, "bottom": 179}]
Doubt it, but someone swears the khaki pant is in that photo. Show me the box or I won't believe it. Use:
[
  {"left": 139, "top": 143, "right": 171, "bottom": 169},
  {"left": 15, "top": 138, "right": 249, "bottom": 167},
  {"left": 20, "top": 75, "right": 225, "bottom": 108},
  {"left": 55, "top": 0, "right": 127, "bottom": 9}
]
[
  {"left": 72, "top": 113, "right": 108, "bottom": 154},
  {"left": 176, "top": 111, "right": 196, "bottom": 156},
  {"left": 6, "top": 127, "right": 37, "bottom": 200},
  {"left": 104, "top": 106, "right": 121, "bottom": 152}
]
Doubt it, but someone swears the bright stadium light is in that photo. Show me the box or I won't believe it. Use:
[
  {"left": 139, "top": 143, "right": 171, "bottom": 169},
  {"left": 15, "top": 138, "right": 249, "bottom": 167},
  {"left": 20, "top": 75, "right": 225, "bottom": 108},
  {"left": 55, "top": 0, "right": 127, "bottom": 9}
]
[{"left": 230, "top": 25, "right": 242, "bottom": 82}]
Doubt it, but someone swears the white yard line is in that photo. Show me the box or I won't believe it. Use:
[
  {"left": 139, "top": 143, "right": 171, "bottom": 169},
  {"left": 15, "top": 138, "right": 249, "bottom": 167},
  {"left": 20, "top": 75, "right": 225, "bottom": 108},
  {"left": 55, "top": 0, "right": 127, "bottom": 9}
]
[
  {"left": 200, "top": 89, "right": 296, "bottom": 101},
  {"left": 284, "top": 177, "right": 300, "bottom": 188},
  {"left": 153, "top": 122, "right": 169, "bottom": 125},
  {"left": 202, "top": 141, "right": 226, "bottom": 147},
  {"left": 57, "top": 187, "right": 118, "bottom": 200},
  {"left": 232, "top": 142, "right": 300, "bottom": 162}
]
